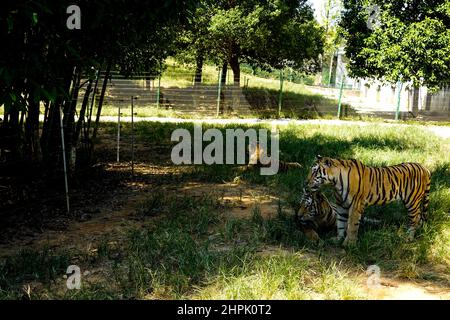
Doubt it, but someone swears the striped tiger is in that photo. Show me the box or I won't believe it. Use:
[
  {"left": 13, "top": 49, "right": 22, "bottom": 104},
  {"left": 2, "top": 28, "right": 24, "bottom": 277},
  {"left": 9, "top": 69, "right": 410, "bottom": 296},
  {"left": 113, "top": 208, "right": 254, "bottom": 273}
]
[
  {"left": 307, "top": 156, "right": 431, "bottom": 246},
  {"left": 248, "top": 143, "right": 302, "bottom": 172},
  {"left": 295, "top": 188, "right": 336, "bottom": 242},
  {"left": 295, "top": 188, "right": 381, "bottom": 242}
]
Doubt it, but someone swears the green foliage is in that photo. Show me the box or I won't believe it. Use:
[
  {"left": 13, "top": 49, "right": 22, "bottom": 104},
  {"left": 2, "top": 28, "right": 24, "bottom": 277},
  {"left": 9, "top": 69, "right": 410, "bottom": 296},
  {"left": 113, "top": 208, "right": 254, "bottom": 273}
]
[
  {"left": 176, "top": 0, "right": 325, "bottom": 74},
  {"left": 340, "top": 0, "right": 450, "bottom": 90},
  {"left": 208, "top": 0, "right": 325, "bottom": 70},
  {"left": 0, "top": 0, "right": 196, "bottom": 168}
]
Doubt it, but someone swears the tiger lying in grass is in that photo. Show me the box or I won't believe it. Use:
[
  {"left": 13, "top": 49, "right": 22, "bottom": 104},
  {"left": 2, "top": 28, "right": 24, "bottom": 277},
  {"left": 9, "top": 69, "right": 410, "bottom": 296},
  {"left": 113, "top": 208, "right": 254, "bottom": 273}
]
[
  {"left": 307, "top": 156, "right": 431, "bottom": 246},
  {"left": 247, "top": 143, "right": 302, "bottom": 172},
  {"left": 295, "top": 188, "right": 381, "bottom": 242},
  {"left": 295, "top": 188, "right": 336, "bottom": 242}
]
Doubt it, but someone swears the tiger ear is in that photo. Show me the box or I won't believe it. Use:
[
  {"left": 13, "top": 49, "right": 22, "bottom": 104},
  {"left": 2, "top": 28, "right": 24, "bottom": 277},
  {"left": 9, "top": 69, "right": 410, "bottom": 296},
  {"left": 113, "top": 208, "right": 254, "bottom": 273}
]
[
  {"left": 316, "top": 155, "right": 322, "bottom": 161},
  {"left": 324, "top": 159, "right": 332, "bottom": 167}
]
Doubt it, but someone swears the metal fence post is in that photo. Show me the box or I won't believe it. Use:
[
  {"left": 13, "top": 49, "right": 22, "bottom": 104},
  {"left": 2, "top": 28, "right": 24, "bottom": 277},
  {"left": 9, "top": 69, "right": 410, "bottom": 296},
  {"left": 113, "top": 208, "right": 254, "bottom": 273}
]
[
  {"left": 337, "top": 77, "right": 345, "bottom": 118},
  {"left": 117, "top": 104, "right": 121, "bottom": 162},
  {"left": 59, "top": 105, "right": 70, "bottom": 214},
  {"left": 156, "top": 75, "right": 161, "bottom": 108},
  {"left": 395, "top": 80, "right": 403, "bottom": 120},
  {"left": 131, "top": 96, "right": 135, "bottom": 176},
  {"left": 278, "top": 70, "right": 284, "bottom": 117},
  {"left": 216, "top": 68, "right": 223, "bottom": 117}
]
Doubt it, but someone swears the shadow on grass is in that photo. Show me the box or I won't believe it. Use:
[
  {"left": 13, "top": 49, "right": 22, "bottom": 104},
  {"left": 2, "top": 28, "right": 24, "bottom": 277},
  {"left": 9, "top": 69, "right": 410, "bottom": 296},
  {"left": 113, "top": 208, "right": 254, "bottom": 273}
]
[{"left": 243, "top": 86, "right": 360, "bottom": 119}]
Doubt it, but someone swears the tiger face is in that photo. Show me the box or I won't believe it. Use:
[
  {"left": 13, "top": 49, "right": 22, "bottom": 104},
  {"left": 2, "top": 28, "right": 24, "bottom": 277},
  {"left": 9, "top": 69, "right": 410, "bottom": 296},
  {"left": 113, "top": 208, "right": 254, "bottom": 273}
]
[
  {"left": 296, "top": 188, "right": 324, "bottom": 242},
  {"left": 298, "top": 189, "right": 317, "bottom": 221},
  {"left": 307, "top": 155, "right": 340, "bottom": 191}
]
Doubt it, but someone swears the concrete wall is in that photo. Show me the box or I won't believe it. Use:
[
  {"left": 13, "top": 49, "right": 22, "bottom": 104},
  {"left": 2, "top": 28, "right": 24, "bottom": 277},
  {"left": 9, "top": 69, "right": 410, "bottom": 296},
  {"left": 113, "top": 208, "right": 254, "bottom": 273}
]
[{"left": 357, "top": 79, "right": 450, "bottom": 113}]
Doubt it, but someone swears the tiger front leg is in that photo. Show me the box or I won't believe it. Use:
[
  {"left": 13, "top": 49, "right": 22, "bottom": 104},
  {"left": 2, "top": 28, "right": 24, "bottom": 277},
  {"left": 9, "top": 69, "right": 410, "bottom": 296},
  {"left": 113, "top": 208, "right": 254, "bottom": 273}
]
[
  {"left": 303, "top": 228, "right": 321, "bottom": 243},
  {"left": 335, "top": 205, "right": 348, "bottom": 242},
  {"left": 343, "top": 205, "right": 363, "bottom": 247}
]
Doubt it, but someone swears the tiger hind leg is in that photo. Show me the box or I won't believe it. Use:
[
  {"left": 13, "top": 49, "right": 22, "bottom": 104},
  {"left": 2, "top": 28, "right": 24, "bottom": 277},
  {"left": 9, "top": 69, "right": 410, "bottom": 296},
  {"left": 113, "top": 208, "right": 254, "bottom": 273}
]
[
  {"left": 421, "top": 182, "right": 431, "bottom": 223},
  {"left": 405, "top": 201, "right": 424, "bottom": 241}
]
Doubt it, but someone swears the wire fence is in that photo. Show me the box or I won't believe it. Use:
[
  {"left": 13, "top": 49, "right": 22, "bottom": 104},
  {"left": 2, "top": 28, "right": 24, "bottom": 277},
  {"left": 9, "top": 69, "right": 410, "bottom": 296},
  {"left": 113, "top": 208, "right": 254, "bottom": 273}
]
[{"left": 74, "top": 68, "right": 450, "bottom": 121}]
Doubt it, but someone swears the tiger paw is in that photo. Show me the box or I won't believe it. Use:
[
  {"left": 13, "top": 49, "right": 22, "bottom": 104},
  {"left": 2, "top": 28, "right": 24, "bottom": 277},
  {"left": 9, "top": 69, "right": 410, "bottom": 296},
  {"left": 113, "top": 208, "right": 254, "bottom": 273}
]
[
  {"left": 406, "top": 227, "right": 416, "bottom": 242},
  {"left": 329, "top": 236, "right": 344, "bottom": 245},
  {"left": 342, "top": 236, "right": 357, "bottom": 247}
]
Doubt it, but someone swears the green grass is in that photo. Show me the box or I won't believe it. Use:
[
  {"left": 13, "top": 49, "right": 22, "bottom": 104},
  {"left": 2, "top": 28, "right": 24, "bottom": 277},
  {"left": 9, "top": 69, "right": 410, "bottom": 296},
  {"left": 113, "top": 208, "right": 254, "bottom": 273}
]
[
  {"left": 112, "top": 120, "right": 450, "bottom": 269},
  {"left": 0, "top": 121, "right": 449, "bottom": 299}
]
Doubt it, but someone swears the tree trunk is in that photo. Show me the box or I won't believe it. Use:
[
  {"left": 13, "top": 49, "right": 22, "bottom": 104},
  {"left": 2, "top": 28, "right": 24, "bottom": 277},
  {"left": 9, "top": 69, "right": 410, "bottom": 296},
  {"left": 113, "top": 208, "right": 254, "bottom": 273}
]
[
  {"left": 24, "top": 96, "right": 41, "bottom": 162},
  {"left": 40, "top": 70, "right": 73, "bottom": 172},
  {"left": 193, "top": 53, "right": 204, "bottom": 109},
  {"left": 64, "top": 67, "right": 82, "bottom": 171},
  {"left": 75, "top": 78, "right": 93, "bottom": 143},
  {"left": 411, "top": 87, "right": 419, "bottom": 117},
  {"left": 41, "top": 97, "right": 63, "bottom": 170},
  {"left": 86, "top": 70, "right": 100, "bottom": 140},
  {"left": 328, "top": 53, "right": 334, "bottom": 86},
  {"left": 92, "top": 62, "right": 112, "bottom": 141},
  {"left": 8, "top": 101, "right": 21, "bottom": 161},
  {"left": 221, "top": 61, "right": 228, "bottom": 87},
  {"left": 229, "top": 55, "right": 240, "bottom": 111},
  {"left": 194, "top": 53, "right": 204, "bottom": 85}
]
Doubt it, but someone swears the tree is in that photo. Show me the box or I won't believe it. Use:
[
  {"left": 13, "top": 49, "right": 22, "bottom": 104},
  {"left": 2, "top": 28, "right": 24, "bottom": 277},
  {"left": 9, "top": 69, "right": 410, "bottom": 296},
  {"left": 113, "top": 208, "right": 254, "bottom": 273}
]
[
  {"left": 206, "top": 0, "right": 324, "bottom": 106},
  {"left": 317, "top": 0, "right": 344, "bottom": 85},
  {"left": 340, "top": 0, "right": 450, "bottom": 91},
  {"left": 174, "top": 0, "right": 216, "bottom": 85},
  {"left": 208, "top": 0, "right": 325, "bottom": 83},
  {"left": 0, "top": 0, "right": 195, "bottom": 172}
]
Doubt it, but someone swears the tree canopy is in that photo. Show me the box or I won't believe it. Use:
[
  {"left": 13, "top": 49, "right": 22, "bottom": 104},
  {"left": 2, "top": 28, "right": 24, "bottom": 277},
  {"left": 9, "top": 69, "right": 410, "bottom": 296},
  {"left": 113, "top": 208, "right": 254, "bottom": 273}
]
[
  {"left": 0, "top": 0, "right": 195, "bottom": 168},
  {"left": 176, "top": 0, "right": 324, "bottom": 86},
  {"left": 208, "top": 0, "right": 324, "bottom": 77},
  {"left": 340, "top": 0, "right": 450, "bottom": 90}
]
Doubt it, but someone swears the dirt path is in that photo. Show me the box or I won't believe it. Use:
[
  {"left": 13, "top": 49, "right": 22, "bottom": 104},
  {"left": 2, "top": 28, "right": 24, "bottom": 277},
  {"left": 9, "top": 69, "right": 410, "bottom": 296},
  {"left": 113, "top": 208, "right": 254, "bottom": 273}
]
[{"left": 366, "top": 277, "right": 450, "bottom": 300}]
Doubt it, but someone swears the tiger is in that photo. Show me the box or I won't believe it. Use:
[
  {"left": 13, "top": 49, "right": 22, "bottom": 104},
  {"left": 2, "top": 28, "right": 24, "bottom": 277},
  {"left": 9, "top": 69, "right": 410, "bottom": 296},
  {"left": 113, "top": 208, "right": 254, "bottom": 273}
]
[
  {"left": 307, "top": 155, "right": 431, "bottom": 246},
  {"left": 295, "top": 187, "right": 381, "bottom": 242},
  {"left": 247, "top": 143, "right": 302, "bottom": 172},
  {"left": 295, "top": 188, "right": 336, "bottom": 242}
]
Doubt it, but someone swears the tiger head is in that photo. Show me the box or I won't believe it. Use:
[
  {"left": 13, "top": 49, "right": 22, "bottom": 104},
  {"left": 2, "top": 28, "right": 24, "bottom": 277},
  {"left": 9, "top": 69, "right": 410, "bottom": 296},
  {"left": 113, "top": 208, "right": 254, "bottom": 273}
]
[
  {"left": 307, "top": 155, "right": 340, "bottom": 191},
  {"left": 296, "top": 188, "right": 324, "bottom": 241},
  {"left": 297, "top": 188, "right": 323, "bottom": 223}
]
